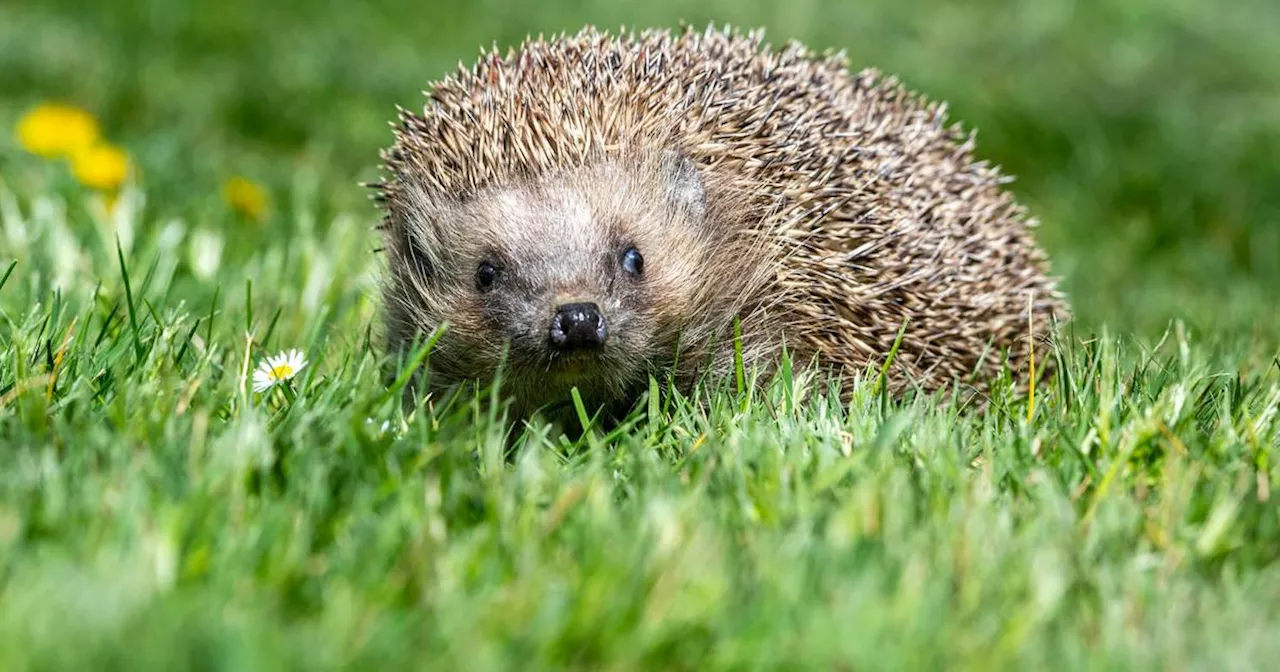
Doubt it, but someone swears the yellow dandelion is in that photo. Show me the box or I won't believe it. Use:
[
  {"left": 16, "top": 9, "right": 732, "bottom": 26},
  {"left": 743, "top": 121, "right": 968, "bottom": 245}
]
[
  {"left": 252, "top": 349, "right": 308, "bottom": 393},
  {"left": 222, "top": 176, "right": 269, "bottom": 221},
  {"left": 70, "top": 143, "right": 130, "bottom": 191},
  {"left": 15, "top": 103, "right": 101, "bottom": 158}
]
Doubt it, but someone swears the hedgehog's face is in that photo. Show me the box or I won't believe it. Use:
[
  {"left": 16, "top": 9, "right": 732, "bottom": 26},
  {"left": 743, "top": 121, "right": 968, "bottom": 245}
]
[{"left": 386, "top": 150, "right": 715, "bottom": 417}]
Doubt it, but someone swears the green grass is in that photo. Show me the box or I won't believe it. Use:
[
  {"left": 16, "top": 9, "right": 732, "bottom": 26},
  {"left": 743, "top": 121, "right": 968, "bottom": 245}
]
[{"left": 2, "top": 0, "right": 1279, "bottom": 669}]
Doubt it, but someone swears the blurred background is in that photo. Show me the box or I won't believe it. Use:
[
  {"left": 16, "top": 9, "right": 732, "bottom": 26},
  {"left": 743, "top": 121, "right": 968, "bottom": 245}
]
[{"left": 2, "top": 0, "right": 1278, "bottom": 349}]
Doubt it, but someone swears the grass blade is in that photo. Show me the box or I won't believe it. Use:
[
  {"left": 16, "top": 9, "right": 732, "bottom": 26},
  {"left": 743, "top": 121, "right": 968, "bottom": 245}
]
[
  {"left": 116, "top": 237, "right": 144, "bottom": 361},
  {"left": 0, "top": 259, "right": 16, "bottom": 295}
]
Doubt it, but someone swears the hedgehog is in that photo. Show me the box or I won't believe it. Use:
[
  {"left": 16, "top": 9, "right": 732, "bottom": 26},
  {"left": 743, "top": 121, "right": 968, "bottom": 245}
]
[{"left": 371, "top": 24, "right": 1069, "bottom": 423}]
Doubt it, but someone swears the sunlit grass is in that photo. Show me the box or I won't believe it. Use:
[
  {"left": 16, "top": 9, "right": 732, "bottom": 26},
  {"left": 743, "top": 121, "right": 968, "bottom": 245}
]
[{"left": 2, "top": 137, "right": 1278, "bottom": 670}]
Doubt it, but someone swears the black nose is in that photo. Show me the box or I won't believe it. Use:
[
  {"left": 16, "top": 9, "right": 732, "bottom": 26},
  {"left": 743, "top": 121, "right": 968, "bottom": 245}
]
[{"left": 549, "top": 302, "right": 607, "bottom": 350}]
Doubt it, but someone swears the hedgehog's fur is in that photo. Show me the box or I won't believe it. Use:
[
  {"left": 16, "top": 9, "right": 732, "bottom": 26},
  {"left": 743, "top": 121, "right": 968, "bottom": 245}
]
[{"left": 373, "top": 24, "right": 1069, "bottom": 421}]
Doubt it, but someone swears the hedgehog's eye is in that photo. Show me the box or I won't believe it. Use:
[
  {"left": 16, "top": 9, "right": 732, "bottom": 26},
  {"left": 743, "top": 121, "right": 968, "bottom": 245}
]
[
  {"left": 620, "top": 247, "right": 644, "bottom": 276},
  {"left": 476, "top": 260, "right": 500, "bottom": 291}
]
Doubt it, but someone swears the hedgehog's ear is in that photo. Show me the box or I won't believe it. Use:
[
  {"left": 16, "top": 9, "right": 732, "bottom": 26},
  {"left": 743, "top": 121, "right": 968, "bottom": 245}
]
[
  {"left": 660, "top": 148, "right": 706, "bottom": 221},
  {"left": 387, "top": 184, "right": 450, "bottom": 284}
]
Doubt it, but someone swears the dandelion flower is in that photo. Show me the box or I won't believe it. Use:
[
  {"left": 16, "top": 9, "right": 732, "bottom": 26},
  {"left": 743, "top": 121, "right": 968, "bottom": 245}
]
[
  {"left": 252, "top": 348, "right": 308, "bottom": 392},
  {"left": 222, "top": 176, "right": 269, "bottom": 221},
  {"left": 15, "top": 103, "right": 100, "bottom": 158},
  {"left": 70, "top": 143, "right": 130, "bottom": 191}
]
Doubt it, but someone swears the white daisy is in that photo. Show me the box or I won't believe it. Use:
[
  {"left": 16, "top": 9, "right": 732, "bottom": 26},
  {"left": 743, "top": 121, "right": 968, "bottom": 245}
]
[{"left": 252, "top": 348, "right": 308, "bottom": 392}]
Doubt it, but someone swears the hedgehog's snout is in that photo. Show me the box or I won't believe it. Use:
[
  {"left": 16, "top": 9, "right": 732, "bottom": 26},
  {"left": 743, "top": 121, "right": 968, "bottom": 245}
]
[{"left": 549, "top": 302, "right": 607, "bottom": 351}]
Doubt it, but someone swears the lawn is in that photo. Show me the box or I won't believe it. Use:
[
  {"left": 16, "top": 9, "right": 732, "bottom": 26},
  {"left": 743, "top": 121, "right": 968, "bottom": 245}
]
[{"left": 1, "top": 0, "right": 1279, "bottom": 669}]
